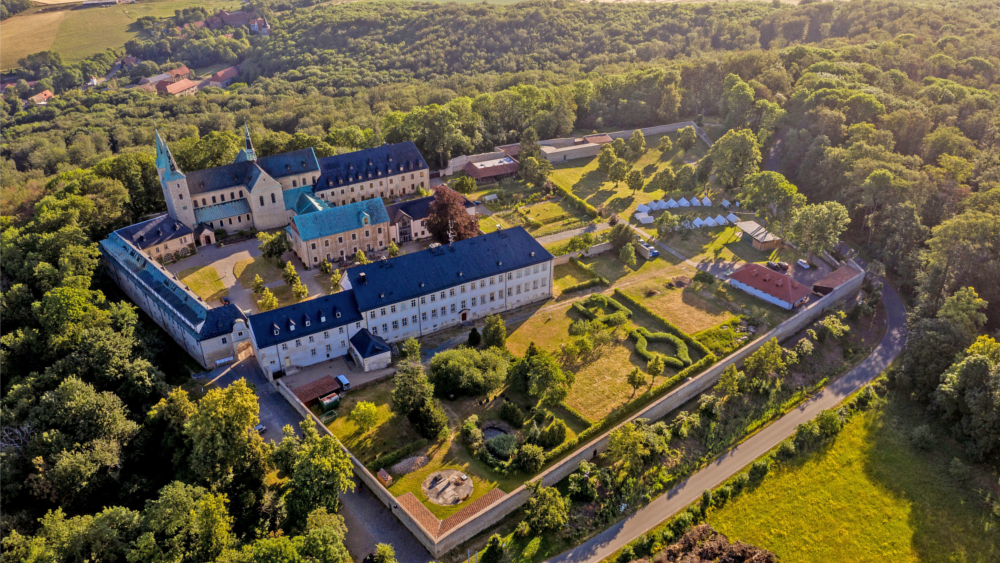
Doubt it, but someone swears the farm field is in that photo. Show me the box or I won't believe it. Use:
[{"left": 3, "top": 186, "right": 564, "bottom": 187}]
[
  {"left": 549, "top": 131, "right": 710, "bottom": 220},
  {"left": 709, "top": 397, "right": 1000, "bottom": 563},
  {"left": 0, "top": 0, "right": 236, "bottom": 69}
]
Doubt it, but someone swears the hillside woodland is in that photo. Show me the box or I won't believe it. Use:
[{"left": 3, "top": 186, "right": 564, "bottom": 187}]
[{"left": 2, "top": 0, "right": 1000, "bottom": 560}]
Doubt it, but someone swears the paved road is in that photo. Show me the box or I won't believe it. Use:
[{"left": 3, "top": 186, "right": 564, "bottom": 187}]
[
  {"left": 207, "top": 360, "right": 434, "bottom": 562},
  {"left": 548, "top": 280, "right": 907, "bottom": 563}
]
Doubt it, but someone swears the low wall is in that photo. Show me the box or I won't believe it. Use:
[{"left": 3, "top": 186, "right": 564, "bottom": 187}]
[
  {"left": 273, "top": 263, "right": 864, "bottom": 557},
  {"left": 552, "top": 241, "right": 613, "bottom": 265}
]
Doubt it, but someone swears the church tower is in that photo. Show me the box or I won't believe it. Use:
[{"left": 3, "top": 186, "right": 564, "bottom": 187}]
[
  {"left": 155, "top": 129, "right": 196, "bottom": 228},
  {"left": 234, "top": 121, "right": 257, "bottom": 163}
]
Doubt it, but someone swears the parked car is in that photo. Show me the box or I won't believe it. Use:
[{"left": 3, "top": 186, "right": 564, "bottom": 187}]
[
  {"left": 636, "top": 239, "right": 660, "bottom": 260},
  {"left": 775, "top": 261, "right": 790, "bottom": 271},
  {"left": 336, "top": 374, "right": 351, "bottom": 391},
  {"left": 473, "top": 200, "right": 482, "bottom": 205},
  {"left": 254, "top": 424, "right": 266, "bottom": 434},
  {"left": 765, "top": 261, "right": 782, "bottom": 272},
  {"left": 796, "top": 259, "right": 810, "bottom": 269}
]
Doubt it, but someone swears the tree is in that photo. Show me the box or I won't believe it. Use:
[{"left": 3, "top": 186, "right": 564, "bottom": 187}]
[
  {"left": 355, "top": 250, "right": 370, "bottom": 265},
  {"left": 482, "top": 534, "right": 506, "bottom": 563},
  {"left": 350, "top": 402, "right": 379, "bottom": 433},
  {"left": 519, "top": 127, "right": 541, "bottom": 161},
  {"left": 937, "top": 287, "right": 988, "bottom": 338},
  {"left": 629, "top": 129, "right": 646, "bottom": 155},
  {"left": 657, "top": 135, "right": 673, "bottom": 153},
  {"left": 677, "top": 126, "right": 697, "bottom": 150},
  {"left": 655, "top": 211, "right": 680, "bottom": 238},
  {"left": 598, "top": 145, "right": 617, "bottom": 173},
  {"left": 647, "top": 355, "right": 665, "bottom": 378},
  {"left": 427, "top": 186, "right": 479, "bottom": 241},
  {"left": 625, "top": 168, "right": 644, "bottom": 194},
  {"left": 525, "top": 349, "right": 573, "bottom": 405},
  {"left": 387, "top": 241, "right": 400, "bottom": 258},
  {"left": 284, "top": 434, "right": 355, "bottom": 527},
  {"left": 676, "top": 164, "right": 696, "bottom": 191},
  {"left": 319, "top": 259, "right": 333, "bottom": 275},
  {"left": 257, "top": 230, "right": 292, "bottom": 261},
  {"left": 520, "top": 156, "right": 553, "bottom": 189},
  {"left": 173, "top": 131, "right": 241, "bottom": 172},
  {"left": 935, "top": 340, "right": 1000, "bottom": 460},
  {"left": 257, "top": 288, "right": 279, "bottom": 312},
  {"left": 619, "top": 242, "right": 636, "bottom": 267},
  {"left": 611, "top": 137, "right": 629, "bottom": 158},
  {"left": 788, "top": 201, "right": 850, "bottom": 258},
  {"left": 718, "top": 364, "right": 744, "bottom": 398},
  {"left": 708, "top": 128, "right": 762, "bottom": 192},
  {"left": 391, "top": 362, "right": 433, "bottom": 416},
  {"left": 453, "top": 175, "right": 477, "bottom": 194},
  {"left": 524, "top": 483, "right": 569, "bottom": 533},
  {"left": 252, "top": 274, "right": 266, "bottom": 294},
  {"left": 292, "top": 282, "right": 309, "bottom": 301},
  {"left": 372, "top": 543, "right": 398, "bottom": 563},
  {"left": 605, "top": 421, "right": 649, "bottom": 474},
  {"left": 743, "top": 338, "right": 786, "bottom": 381},
  {"left": 722, "top": 74, "right": 755, "bottom": 128},
  {"left": 609, "top": 222, "right": 636, "bottom": 251},
  {"left": 468, "top": 327, "right": 482, "bottom": 347},
  {"left": 407, "top": 396, "right": 449, "bottom": 439},
  {"left": 330, "top": 268, "right": 343, "bottom": 289},
  {"left": 428, "top": 347, "right": 508, "bottom": 396},
  {"left": 609, "top": 158, "right": 629, "bottom": 188},
  {"left": 400, "top": 337, "right": 421, "bottom": 362},
  {"left": 897, "top": 317, "right": 970, "bottom": 402},
  {"left": 514, "top": 443, "right": 546, "bottom": 473},
  {"left": 740, "top": 171, "right": 806, "bottom": 234},
  {"left": 482, "top": 313, "right": 507, "bottom": 349},
  {"left": 626, "top": 368, "right": 648, "bottom": 397}
]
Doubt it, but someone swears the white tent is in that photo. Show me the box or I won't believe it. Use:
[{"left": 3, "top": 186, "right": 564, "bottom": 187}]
[
  {"left": 666, "top": 198, "right": 679, "bottom": 208},
  {"left": 634, "top": 212, "right": 649, "bottom": 221},
  {"left": 726, "top": 212, "right": 740, "bottom": 223},
  {"left": 692, "top": 217, "right": 705, "bottom": 227},
  {"left": 636, "top": 203, "right": 650, "bottom": 213},
  {"left": 720, "top": 199, "right": 731, "bottom": 208},
  {"left": 679, "top": 197, "right": 691, "bottom": 207},
  {"left": 651, "top": 200, "right": 664, "bottom": 211},
  {"left": 656, "top": 199, "right": 668, "bottom": 209},
  {"left": 702, "top": 196, "right": 712, "bottom": 206},
  {"left": 691, "top": 197, "right": 702, "bottom": 207},
  {"left": 639, "top": 215, "right": 654, "bottom": 225},
  {"left": 714, "top": 214, "right": 728, "bottom": 225},
  {"left": 703, "top": 217, "right": 717, "bottom": 227},
  {"left": 646, "top": 201, "right": 659, "bottom": 211}
]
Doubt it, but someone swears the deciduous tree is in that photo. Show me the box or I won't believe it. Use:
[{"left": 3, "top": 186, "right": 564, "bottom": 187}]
[
  {"left": 708, "top": 128, "right": 762, "bottom": 192},
  {"left": 788, "top": 201, "right": 850, "bottom": 258}
]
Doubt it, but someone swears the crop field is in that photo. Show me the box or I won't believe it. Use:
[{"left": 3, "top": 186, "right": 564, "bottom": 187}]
[{"left": 1, "top": 0, "right": 236, "bottom": 69}]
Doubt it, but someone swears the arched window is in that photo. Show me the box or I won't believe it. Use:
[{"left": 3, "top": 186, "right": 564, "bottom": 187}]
[
  {"left": 212, "top": 196, "right": 217, "bottom": 204},
  {"left": 202, "top": 199, "right": 207, "bottom": 206}
]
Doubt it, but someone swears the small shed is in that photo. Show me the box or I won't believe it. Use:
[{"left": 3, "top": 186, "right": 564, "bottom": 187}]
[
  {"left": 734, "top": 220, "right": 781, "bottom": 251},
  {"left": 812, "top": 265, "right": 860, "bottom": 295},
  {"left": 378, "top": 469, "right": 393, "bottom": 487},
  {"left": 678, "top": 197, "right": 691, "bottom": 207},
  {"left": 349, "top": 329, "right": 392, "bottom": 372},
  {"left": 666, "top": 198, "right": 679, "bottom": 208}
]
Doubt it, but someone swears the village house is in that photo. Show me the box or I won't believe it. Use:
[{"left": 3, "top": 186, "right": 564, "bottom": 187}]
[
  {"left": 208, "top": 66, "right": 240, "bottom": 88},
  {"left": 463, "top": 156, "right": 519, "bottom": 183},
  {"left": 157, "top": 78, "right": 199, "bottom": 97},
  {"left": 728, "top": 263, "right": 811, "bottom": 310}
]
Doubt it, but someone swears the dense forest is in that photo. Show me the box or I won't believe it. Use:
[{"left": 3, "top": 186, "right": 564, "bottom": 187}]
[
  {"left": 0, "top": 0, "right": 31, "bottom": 20},
  {"left": 2, "top": 0, "right": 1000, "bottom": 560}
]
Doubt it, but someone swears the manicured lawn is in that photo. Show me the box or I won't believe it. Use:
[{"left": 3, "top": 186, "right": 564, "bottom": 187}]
[
  {"left": 659, "top": 225, "right": 801, "bottom": 272},
  {"left": 552, "top": 263, "right": 592, "bottom": 295},
  {"left": 1, "top": 0, "right": 235, "bottom": 69},
  {"left": 519, "top": 200, "right": 593, "bottom": 238},
  {"left": 313, "top": 273, "right": 339, "bottom": 294},
  {"left": 177, "top": 265, "right": 228, "bottom": 302},
  {"left": 479, "top": 215, "right": 508, "bottom": 233},
  {"left": 619, "top": 281, "right": 735, "bottom": 334},
  {"left": 709, "top": 399, "right": 1000, "bottom": 563},
  {"left": 506, "top": 301, "right": 583, "bottom": 356},
  {"left": 577, "top": 251, "right": 684, "bottom": 285},
  {"left": 234, "top": 256, "right": 283, "bottom": 289},
  {"left": 549, "top": 132, "right": 709, "bottom": 219}
]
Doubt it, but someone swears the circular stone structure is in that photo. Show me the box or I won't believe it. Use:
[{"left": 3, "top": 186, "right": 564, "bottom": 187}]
[
  {"left": 482, "top": 420, "right": 514, "bottom": 441},
  {"left": 422, "top": 469, "right": 474, "bottom": 506}
]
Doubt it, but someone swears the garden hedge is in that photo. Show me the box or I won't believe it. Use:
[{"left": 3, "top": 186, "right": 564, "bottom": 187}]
[
  {"left": 368, "top": 439, "right": 429, "bottom": 472},
  {"left": 629, "top": 327, "right": 687, "bottom": 369},
  {"left": 569, "top": 256, "right": 610, "bottom": 286},
  {"left": 613, "top": 289, "right": 713, "bottom": 358},
  {"left": 552, "top": 182, "right": 599, "bottom": 217},
  {"left": 561, "top": 278, "right": 605, "bottom": 294},
  {"left": 572, "top": 294, "right": 632, "bottom": 324}
]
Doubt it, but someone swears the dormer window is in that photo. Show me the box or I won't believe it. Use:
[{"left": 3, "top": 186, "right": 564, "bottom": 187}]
[
  {"left": 289, "top": 320, "right": 296, "bottom": 331},
  {"left": 305, "top": 320, "right": 311, "bottom": 327},
  {"left": 335, "top": 311, "right": 341, "bottom": 318},
  {"left": 320, "top": 314, "right": 326, "bottom": 322}
]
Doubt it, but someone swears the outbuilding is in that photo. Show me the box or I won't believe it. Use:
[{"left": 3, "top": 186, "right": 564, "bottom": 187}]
[
  {"left": 728, "top": 263, "right": 811, "bottom": 310},
  {"left": 734, "top": 220, "right": 781, "bottom": 251},
  {"left": 349, "top": 328, "right": 392, "bottom": 372}
]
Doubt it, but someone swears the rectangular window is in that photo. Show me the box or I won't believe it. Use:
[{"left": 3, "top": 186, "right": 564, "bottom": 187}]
[
  {"left": 372, "top": 326, "right": 377, "bottom": 335},
  {"left": 390, "top": 305, "right": 396, "bottom": 313},
  {"left": 449, "top": 288, "right": 455, "bottom": 297},
  {"left": 490, "top": 277, "right": 495, "bottom": 286},
  {"left": 411, "top": 299, "right": 417, "bottom": 307},
  {"left": 534, "top": 265, "right": 540, "bottom": 274},
  {"left": 490, "top": 292, "right": 495, "bottom": 302},
  {"left": 431, "top": 310, "right": 437, "bottom": 319},
  {"left": 507, "top": 288, "right": 513, "bottom": 297},
  {"left": 542, "top": 263, "right": 548, "bottom": 271},
  {"left": 533, "top": 280, "right": 539, "bottom": 289},
  {"left": 308, "top": 336, "right": 315, "bottom": 343},
  {"left": 472, "top": 297, "right": 477, "bottom": 306},
  {"left": 341, "top": 340, "right": 346, "bottom": 347},
  {"left": 481, "top": 294, "right": 487, "bottom": 304},
  {"left": 461, "top": 300, "right": 466, "bottom": 309},
  {"left": 440, "top": 307, "right": 446, "bottom": 316},
  {"left": 382, "top": 323, "right": 388, "bottom": 333},
  {"left": 516, "top": 285, "right": 522, "bottom": 294},
  {"left": 339, "top": 327, "right": 345, "bottom": 334},
  {"left": 221, "top": 337, "right": 228, "bottom": 344},
  {"left": 430, "top": 294, "right": 436, "bottom": 302},
  {"left": 282, "top": 343, "right": 288, "bottom": 350},
  {"left": 311, "top": 349, "right": 317, "bottom": 357},
  {"left": 402, "top": 317, "right": 408, "bottom": 327},
  {"left": 421, "top": 297, "right": 426, "bottom": 305},
  {"left": 450, "top": 304, "right": 456, "bottom": 313},
  {"left": 326, "top": 344, "right": 331, "bottom": 351},
  {"left": 369, "top": 311, "right": 376, "bottom": 319},
  {"left": 507, "top": 272, "right": 513, "bottom": 280},
  {"left": 380, "top": 308, "right": 386, "bottom": 316},
  {"left": 295, "top": 339, "right": 302, "bottom": 347},
  {"left": 412, "top": 315, "right": 418, "bottom": 324},
  {"left": 440, "top": 291, "right": 446, "bottom": 300},
  {"left": 392, "top": 320, "right": 399, "bottom": 330},
  {"left": 460, "top": 285, "right": 466, "bottom": 294},
  {"left": 421, "top": 312, "right": 427, "bottom": 321}
]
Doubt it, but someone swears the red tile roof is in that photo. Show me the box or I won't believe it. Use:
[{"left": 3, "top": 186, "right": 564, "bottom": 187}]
[
  {"left": 729, "top": 263, "right": 811, "bottom": 307},
  {"left": 292, "top": 375, "right": 342, "bottom": 406},
  {"left": 159, "top": 79, "right": 199, "bottom": 95},
  {"left": 395, "top": 488, "right": 506, "bottom": 538},
  {"left": 28, "top": 90, "right": 54, "bottom": 104},
  {"left": 812, "top": 264, "right": 859, "bottom": 295},
  {"left": 165, "top": 65, "right": 191, "bottom": 78},
  {"left": 210, "top": 66, "right": 239, "bottom": 82},
  {"left": 583, "top": 133, "right": 614, "bottom": 144},
  {"left": 463, "top": 156, "right": 519, "bottom": 179}
]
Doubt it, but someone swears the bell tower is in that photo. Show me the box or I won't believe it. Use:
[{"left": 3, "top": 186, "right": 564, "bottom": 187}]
[{"left": 155, "top": 129, "right": 196, "bottom": 228}]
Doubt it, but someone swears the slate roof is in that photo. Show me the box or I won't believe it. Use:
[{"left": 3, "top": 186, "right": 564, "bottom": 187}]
[
  {"left": 729, "top": 263, "right": 811, "bottom": 307},
  {"left": 248, "top": 291, "right": 363, "bottom": 350},
  {"left": 116, "top": 213, "right": 192, "bottom": 248},
  {"left": 734, "top": 221, "right": 780, "bottom": 244},
  {"left": 294, "top": 192, "right": 332, "bottom": 216},
  {"left": 194, "top": 198, "right": 252, "bottom": 224},
  {"left": 346, "top": 227, "right": 552, "bottom": 311},
  {"left": 282, "top": 185, "right": 314, "bottom": 210},
  {"left": 315, "top": 142, "right": 427, "bottom": 189},
  {"left": 200, "top": 304, "right": 248, "bottom": 339},
  {"left": 384, "top": 191, "right": 473, "bottom": 224},
  {"left": 291, "top": 198, "right": 390, "bottom": 241},
  {"left": 255, "top": 148, "right": 319, "bottom": 179},
  {"left": 183, "top": 149, "right": 318, "bottom": 196},
  {"left": 350, "top": 329, "right": 391, "bottom": 359},
  {"left": 185, "top": 161, "right": 255, "bottom": 194}
]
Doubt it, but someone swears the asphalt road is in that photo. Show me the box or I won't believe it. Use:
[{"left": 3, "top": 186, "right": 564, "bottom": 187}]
[{"left": 547, "top": 280, "right": 907, "bottom": 563}]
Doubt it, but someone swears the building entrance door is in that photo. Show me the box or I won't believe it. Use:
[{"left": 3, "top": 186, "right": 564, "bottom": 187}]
[{"left": 461, "top": 311, "right": 468, "bottom": 321}]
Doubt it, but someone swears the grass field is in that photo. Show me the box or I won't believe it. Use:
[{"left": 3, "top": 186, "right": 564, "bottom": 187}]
[
  {"left": 177, "top": 265, "right": 227, "bottom": 302},
  {"left": 234, "top": 256, "right": 283, "bottom": 289},
  {"left": 659, "top": 224, "right": 801, "bottom": 272},
  {"left": 1, "top": 0, "right": 237, "bottom": 69},
  {"left": 709, "top": 398, "right": 1000, "bottom": 563},
  {"left": 549, "top": 132, "right": 709, "bottom": 220}
]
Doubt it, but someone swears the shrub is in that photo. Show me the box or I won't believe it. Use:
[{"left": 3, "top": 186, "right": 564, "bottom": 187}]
[
  {"left": 909, "top": 424, "right": 934, "bottom": 450},
  {"left": 407, "top": 398, "right": 449, "bottom": 439},
  {"left": 515, "top": 520, "right": 531, "bottom": 538},
  {"left": 794, "top": 338, "right": 815, "bottom": 358},
  {"left": 669, "top": 510, "right": 695, "bottom": 536},
  {"left": 714, "top": 485, "right": 732, "bottom": 508},
  {"left": 515, "top": 443, "right": 546, "bottom": 473},
  {"left": 571, "top": 294, "right": 632, "bottom": 325},
  {"left": 948, "top": 457, "right": 970, "bottom": 482},
  {"left": 429, "top": 347, "right": 509, "bottom": 396},
  {"left": 468, "top": 327, "right": 482, "bottom": 347},
  {"left": 486, "top": 433, "right": 518, "bottom": 460},
  {"left": 499, "top": 400, "right": 526, "bottom": 428},
  {"left": 629, "top": 327, "right": 689, "bottom": 367},
  {"left": 462, "top": 415, "right": 484, "bottom": 452},
  {"left": 538, "top": 420, "right": 568, "bottom": 449},
  {"left": 730, "top": 472, "right": 750, "bottom": 495},
  {"left": 552, "top": 182, "right": 599, "bottom": 217},
  {"left": 693, "top": 270, "right": 716, "bottom": 284},
  {"left": 794, "top": 420, "right": 822, "bottom": 451},
  {"left": 617, "top": 546, "right": 635, "bottom": 563},
  {"left": 816, "top": 409, "right": 843, "bottom": 437},
  {"left": 776, "top": 439, "right": 797, "bottom": 461},
  {"left": 748, "top": 458, "right": 771, "bottom": 483}
]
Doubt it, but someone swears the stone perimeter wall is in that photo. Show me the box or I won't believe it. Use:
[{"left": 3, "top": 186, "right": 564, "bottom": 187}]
[
  {"left": 551, "top": 241, "right": 613, "bottom": 265},
  {"left": 274, "top": 262, "right": 864, "bottom": 557}
]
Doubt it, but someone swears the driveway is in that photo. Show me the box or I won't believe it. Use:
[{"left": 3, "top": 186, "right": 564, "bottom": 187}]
[
  {"left": 547, "top": 280, "right": 907, "bottom": 563},
  {"left": 279, "top": 355, "right": 394, "bottom": 391},
  {"left": 208, "top": 358, "right": 434, "bottom": 562}
]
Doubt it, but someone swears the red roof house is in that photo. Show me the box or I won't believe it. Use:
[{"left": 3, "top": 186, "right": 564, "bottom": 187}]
[
  {"left": 728, "top": 263, "right": 811, "bottom": 310},
  {"left": 157, "top": 78, "right": 199, "bottom": 96},
  {"left": 812, "top": 264, "right": 861, "bottom": 295},
  {"left": 27, "top": 90, "right": 54, "bottom": 105},
  {"left": 208, "top": 66, "right": 240, "bottom": 88},
  {"left": 165, "top": 65, "right": 191, "bottom": 80},
  {"left": 463, "top": 156, "right": 519, "bottom": 182}
]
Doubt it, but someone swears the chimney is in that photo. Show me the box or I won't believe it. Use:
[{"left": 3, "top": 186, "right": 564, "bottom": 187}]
[{"left": 359, "top": 272, "right": 367, "bottom": 285}]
